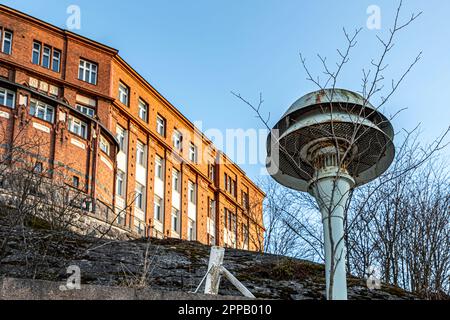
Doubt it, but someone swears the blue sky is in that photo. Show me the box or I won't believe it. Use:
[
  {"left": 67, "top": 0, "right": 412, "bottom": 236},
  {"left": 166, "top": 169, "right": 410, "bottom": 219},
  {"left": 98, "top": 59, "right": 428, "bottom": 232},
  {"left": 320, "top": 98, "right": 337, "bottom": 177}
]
[{"left": 3, "top": 0, "right": 449, "bottom": 180}]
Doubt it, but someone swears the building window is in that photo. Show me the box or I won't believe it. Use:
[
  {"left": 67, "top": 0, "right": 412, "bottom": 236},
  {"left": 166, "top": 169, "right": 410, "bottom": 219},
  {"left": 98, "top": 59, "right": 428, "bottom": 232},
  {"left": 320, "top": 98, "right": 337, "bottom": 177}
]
[
  {"left": 172, "top": 207, "right": 180, "bottom": 233},
  {"left": 68, "top": 116, "right": 88, "bottom": 139},
  {"left": 34, "top": 162, "right": 43, "bottom": 174},
  {"left": 242, "top": 190, "right": 249, "bottom": 210},
  {"left": 155, "top": 156, "right": 164, "bottom": 180},
  {"left": 100, "top": 136, "right": 110, "bottom": 156},
  {"left": 42, "top": 45, "right": 51, "bottom": 69},
  {"left": 209, "top": 163, "right": 215, "bottom": 182},
  {"left": 243, "top": 223, "right": 249, "bottom": 248},
  {"left": 0, "top": 87, "right": 15, "bottom": 109},
  {"left": 138, "top": 99, "right": 148, "bottom": 122},
  {"left": 172, "top": 130, "right": 182, "bottom": 151},
  {"left": 52, "top": 49, "right": 61, "bottom": 72},
  {"left": 224, "top": 173, "right": 237, "bottom": 197},
  {"left": 1, "top": 30, "right": 13, "bottom": 55},
  {"left": 188, "top": 181, "right": 196, "bottom": 205},
  {"left": 29, "top": 99, "right": 54, "bottom": 123},
  {"left": 209, "top": 199, "right": 216, "bottom": 220},
  {"left": 172, "top": 169, "right": 180, "bottom": 193},
  {"left": 156, "top": 115, "right": 166, "bottom": 137},
  {"left": 76, "top": 104, "right": 95, "bottom": 117},
  {"left": 32, "top": 42, "right": 41, "bottom": 65},
  {"left": 72, "top": 176, "right": 80, "bottom": 188},
  {"left": 135, "top": 183, "right": 145, "bottom": 211},
  {"left": 116, "top": 126, "right": 127, "bottom": 153},
  {"left": 189, "top": 143, "right": 197, "bottom": 163},
  {"left": 136, "top": 141, "right": 146, "bottom": 167},
  {"left": 118, "top": 82, "right": 129, "bottom": 106},
  {"left": 188, "top": 219, "right": 196, "bottom": 241},
  {"left": 116, "top": 170, "right": 125, "bottom": 197},
  {"left": 154, "top": 196, "right": 163, "bottom": 222},
  {"left": 79, "top": 59, "right": 98, "bottom": 85},
  {"left": 31, "top": 42, "right": 61, "bottom": 72}
]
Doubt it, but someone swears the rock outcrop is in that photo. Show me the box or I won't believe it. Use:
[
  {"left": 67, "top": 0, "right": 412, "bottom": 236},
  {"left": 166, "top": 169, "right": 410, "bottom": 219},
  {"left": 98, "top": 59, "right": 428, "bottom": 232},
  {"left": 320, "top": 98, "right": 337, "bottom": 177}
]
[{"left": 0, "top": 221, "right": 417, "bottom": 300}]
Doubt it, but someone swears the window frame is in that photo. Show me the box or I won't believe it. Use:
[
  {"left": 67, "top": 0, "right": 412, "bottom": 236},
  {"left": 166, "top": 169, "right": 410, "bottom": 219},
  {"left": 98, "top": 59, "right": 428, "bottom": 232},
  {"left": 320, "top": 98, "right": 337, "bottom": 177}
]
[
  {"left": 68, "top": 116, "right": 88, "bottom": 139},
  {"left": 52, "top": 49, "right": 61, "bottom": 72},
  {"left": 118, "top": 82, "right": 129, "bottom": 106},
  {"left": 75, "top": 104, "right": 95, "bottom": 118},
  {"left": 138, "top": 99, "right": 148, "bottom": 122},
  {"left": 135, "top": 183, "right": 146, "bottom": 211},
  {"left": 156, "top": 115, "right": 166, "bottom": 137},
  {"left": 154, "top": 196, "right": 163, "bottom": 222},
  {"left": 99, "top": 136, "right": 110, "bottom": 156},
  {"left": 1, "top": 29, "right": 13, "bottom": 55},
  {"left": 188, "top": 218, "right": 196, "bottom": 241},
  {"left": 116, "top": 126, "right": 127, "bottom": 153},
  {"left": 29, "top": 99, "right": 54, "bottom": 123},
  {"left": 0, "top": 87, "right": 15, "bottom": 109},
  {"left": 172, "top": 169, "right": 180, "bottom": 193},
  {"left": 116, "top": 170, "right": 126, "bottom": 197},
  {"left": 72, "top": 176, "right": 80, "bottom": 189},
  {"left": 155, "top": 156, "right": 164, "bottom": 180},
  {"left": 136, "top": 141, "right": 146, "bottom": 167},
  {"left": 78, "top": 59, "right": 98, "bottom": 85},
  {"left": 188, "top": 181, "right": 196, "bottom": 205},
  {"left": 42, "top": 45, "right": 51, "bottom": 69},
  {"left": 32, "top": 41, "right": 41, "bottom": 65},
  {"left": 172, "top": 129, "right": 182, "bottom": 151},
  {"left": 189, "top": 143, "right": 198, "bottom": 163},
  {"left": 171, "top": 207, "right": 180, "bottom": 233}
]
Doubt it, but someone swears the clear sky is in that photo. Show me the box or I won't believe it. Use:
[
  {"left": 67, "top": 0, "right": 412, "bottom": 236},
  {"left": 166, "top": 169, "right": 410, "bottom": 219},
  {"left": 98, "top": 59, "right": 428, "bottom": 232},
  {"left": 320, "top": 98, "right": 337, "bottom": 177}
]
[{"left": 3, "top": 0, "right": 449, "bottom": 180}]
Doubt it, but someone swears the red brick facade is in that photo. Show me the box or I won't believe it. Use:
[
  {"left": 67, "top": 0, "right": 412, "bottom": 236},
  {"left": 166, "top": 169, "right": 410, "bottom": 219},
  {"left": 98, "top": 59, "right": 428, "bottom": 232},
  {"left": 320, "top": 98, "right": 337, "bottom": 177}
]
[{"left": 0, "top": 5, "right": 264, "bottom": 251}]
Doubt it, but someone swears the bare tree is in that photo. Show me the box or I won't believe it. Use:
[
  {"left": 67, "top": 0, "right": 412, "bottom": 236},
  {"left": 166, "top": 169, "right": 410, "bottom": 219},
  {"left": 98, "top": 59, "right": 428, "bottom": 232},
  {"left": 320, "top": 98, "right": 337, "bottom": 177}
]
[{"left": 234, "top": 1, "right": 449, "bottom": 299}]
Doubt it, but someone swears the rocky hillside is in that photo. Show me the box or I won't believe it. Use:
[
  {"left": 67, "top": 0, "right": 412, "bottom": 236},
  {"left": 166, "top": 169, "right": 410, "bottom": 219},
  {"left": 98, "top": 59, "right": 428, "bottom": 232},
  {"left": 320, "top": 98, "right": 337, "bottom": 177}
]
[{"left": 0, "top": 219, "right": 417, "bottom": 300}]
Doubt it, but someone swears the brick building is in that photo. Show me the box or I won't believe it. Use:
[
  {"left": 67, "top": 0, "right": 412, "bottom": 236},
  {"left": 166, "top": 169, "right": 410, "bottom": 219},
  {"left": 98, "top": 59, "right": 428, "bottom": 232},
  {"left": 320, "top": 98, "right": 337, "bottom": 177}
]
[{"left": 0, "top": 5, "right": 265, "bottom": 251}]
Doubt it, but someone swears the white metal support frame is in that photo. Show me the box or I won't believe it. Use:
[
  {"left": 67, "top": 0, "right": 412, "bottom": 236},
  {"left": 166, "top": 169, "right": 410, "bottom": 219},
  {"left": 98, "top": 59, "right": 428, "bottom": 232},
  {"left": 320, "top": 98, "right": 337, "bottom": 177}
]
[{"left": 195, "top": 246, "right": 255, "bottom": 299}]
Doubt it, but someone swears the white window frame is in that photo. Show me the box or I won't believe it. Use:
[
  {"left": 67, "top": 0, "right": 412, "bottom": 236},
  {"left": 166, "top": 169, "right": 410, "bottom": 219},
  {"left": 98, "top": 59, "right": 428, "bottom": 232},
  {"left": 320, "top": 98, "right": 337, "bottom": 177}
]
[
  {"left": 172, "top": 130, "right": 182, "bottom": 151},
  {"left": 118, "top": 82, "right": 129, "bottom": 106},
  {"left": 100, "top": 136, "right": 110, "bottom": 156},
  {"left": 116, "top": 126, "right": 127, "bottom": 153},
  {"left": 156, "top": 115, "right": 165, "bottom": 136},
  {"left": 68, "top": 116, "right": 88, "bottom": 139},
  {"left": 79, "top": 59, "right": 98, "bottom": 85},
  {"left": 0, "top": 87, "right": 15, "bottom": 109},
  {"left": 42, "top": 45, "right": 51, "bottom": 69},
  {"left": 52, "top": 49, "right": 61, "bottom": 72},
  {"left": 136, "top": 141, "right": 146, "bottom": 167},
  {"left": 155, "top": 156, "right": 164, "bottom": 180},
  {"left": 32, "top": 42, "right": 41, "bottom": 65},
  {"left": 188, "top": 219, "right": 196, "bottom": 241},
  {"left": 135, "top": 183, "right": 145, "bottom": 211},
  {"left": 189, "top": 143, "right": 197, "bottom": 163},
  {"left": 76, "top": 104, "right": 95, "bottom": 117},
  {"left": 172, "top": 169, "right": 180, "bottom": 192},
  {"left": 172, "top": 207, "right": 180, "bottom": 233},
  {"left": 116, "top": 170, "right": 125, "bottom": 197},
  {"left": 154, "top": 196, "right": 163, "bottom": 222},
  {"left": 2, "top": 30, "right": 12, "bottom": 55},
  {"left": 188, "top": 181, "right": 196, "bottom": 205},
  {"left": 138, "top": 99, "right": 148, "bottom": 122},
  {"left": 30, "top": 99, "right": 54, "bottom": 123}
]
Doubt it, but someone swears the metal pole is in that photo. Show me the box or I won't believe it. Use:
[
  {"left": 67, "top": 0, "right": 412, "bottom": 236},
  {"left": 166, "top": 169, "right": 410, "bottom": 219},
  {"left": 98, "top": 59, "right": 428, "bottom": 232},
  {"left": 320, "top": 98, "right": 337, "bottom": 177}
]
[
  {"left": 221, "top": 267, "right": 256, "bottom": 298},
  {"left": 310, "top": 167, "right": 355, "bottom": 300}
]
